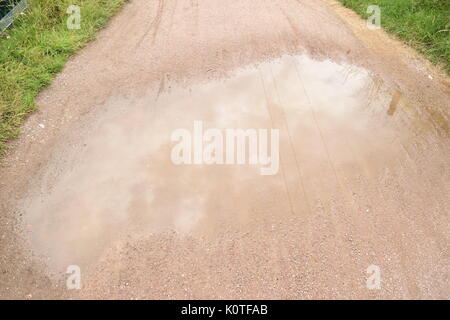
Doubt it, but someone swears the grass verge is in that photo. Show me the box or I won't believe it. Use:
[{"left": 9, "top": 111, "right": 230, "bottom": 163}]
[
  {"left": 339, "top": 0, "right": 450, "bottom": 73},
  {"left": 0, "top": 0, "right": 128, "bottom": 155}
]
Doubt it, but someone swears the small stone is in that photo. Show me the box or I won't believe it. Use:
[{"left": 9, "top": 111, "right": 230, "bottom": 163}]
[{"left": 38, "top": 124, "right": 45, "bottom": 129}]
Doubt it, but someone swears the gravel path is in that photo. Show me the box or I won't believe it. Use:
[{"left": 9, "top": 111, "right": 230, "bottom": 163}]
[{"left": 0, "top": 0, "right": 448, "bottom": 299}]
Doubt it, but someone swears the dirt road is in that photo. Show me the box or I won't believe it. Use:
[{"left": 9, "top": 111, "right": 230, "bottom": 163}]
[{"left": 0, "top": 0, "right": 449, "bottom": 299}]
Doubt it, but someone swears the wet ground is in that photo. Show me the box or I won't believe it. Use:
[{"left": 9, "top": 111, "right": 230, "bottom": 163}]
[
  {"left": 23, "top": 55, "right": 416, "bottom": 270},
  {"left": 0, "top": 0, "right": 449, "bottom": 299}
]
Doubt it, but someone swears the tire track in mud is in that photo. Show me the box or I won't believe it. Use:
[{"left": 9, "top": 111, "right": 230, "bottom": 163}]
[
  {"left": 257, "top": 66, "right": 318, "bottom": 295},
  {"left": 137, "top": 0, "right": 166, "bottom": 47},
  {"left": 257, "top": 70, "right": 297, "bottom": 219},
  {"left": 257, "top": 65, "right": 317, "bottom": 294},
  {"left": 266, "top": 65, "right": 313, "bottom": 221},
  {"left": 292, "top": 60, "right": 366, "bottom": 295},
  {"left": 265, "top": 0, "right": 357, "bottom": 288},
  {"left": 263, "top": 0, "right": 369, "bottom": 295}
]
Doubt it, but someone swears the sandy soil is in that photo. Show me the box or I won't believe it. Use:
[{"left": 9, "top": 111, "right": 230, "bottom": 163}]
[{"left": 0, "top": 0, "right": 448, "bottom": 299}]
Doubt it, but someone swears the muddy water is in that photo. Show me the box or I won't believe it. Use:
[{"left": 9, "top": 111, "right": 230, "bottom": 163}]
[{"left": 23, "top": 55, "right": 426, "bottom": 273}]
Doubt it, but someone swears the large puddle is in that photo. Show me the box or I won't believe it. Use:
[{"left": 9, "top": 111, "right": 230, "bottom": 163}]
[{"left": 23, "top": 55, "right": 424, "bottom": 272}]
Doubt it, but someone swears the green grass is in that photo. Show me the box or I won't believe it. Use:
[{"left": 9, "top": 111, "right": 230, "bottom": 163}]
[
  {"left": 339, "top": 0, "right": 450, "bottom": 73},
  {"left": 0, "top": 0, "right": 128, "bottom": 155}
]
